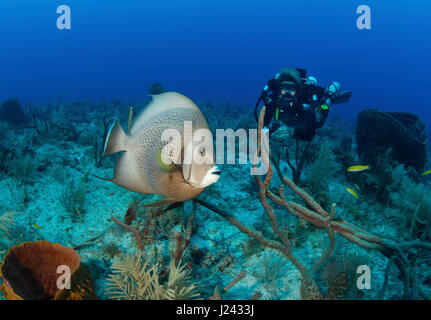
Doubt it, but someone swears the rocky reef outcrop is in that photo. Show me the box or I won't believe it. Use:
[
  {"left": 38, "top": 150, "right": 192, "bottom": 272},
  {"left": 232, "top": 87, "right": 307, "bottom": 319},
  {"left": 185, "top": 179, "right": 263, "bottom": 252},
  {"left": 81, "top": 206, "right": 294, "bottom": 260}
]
[{"left": 0, "top": 98, "right": 28, "bottom": 126}]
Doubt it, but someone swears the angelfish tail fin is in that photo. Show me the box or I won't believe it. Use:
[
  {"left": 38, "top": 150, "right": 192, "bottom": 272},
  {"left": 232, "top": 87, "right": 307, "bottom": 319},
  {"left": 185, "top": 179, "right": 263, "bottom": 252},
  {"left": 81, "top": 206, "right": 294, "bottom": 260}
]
[{"left": 102, "top": 120, "right": 130, "bottom": 156}]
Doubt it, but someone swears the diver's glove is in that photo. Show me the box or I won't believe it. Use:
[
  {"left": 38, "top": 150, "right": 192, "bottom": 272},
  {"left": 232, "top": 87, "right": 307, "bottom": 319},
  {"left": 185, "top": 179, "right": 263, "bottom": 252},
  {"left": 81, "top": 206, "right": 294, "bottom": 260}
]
[{"left": 268, "top": 122, "right": 281, "bottom": 136}]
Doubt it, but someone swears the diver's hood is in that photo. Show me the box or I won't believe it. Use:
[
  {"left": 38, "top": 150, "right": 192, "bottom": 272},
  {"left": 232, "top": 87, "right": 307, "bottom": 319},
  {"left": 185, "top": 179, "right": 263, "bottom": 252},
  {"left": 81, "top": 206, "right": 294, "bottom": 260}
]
[{"left": 281, "top": 81, "right": 298, "bottom": 89}]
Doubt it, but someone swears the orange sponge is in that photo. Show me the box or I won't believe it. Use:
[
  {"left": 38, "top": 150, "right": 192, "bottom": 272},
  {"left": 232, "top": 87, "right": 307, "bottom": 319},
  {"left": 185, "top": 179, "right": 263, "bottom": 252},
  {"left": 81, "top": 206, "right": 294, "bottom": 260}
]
[{"left": 0, "top": 241, "right": 96, "bottom": 300}]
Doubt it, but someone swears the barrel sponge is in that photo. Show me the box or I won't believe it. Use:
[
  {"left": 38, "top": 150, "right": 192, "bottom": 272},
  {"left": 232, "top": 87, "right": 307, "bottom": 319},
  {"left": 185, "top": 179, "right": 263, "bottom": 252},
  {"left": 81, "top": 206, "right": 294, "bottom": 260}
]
[
  {"left": 0, "top": 98, "right": 28, "bottom": 126},
  {"left": 0, "top": 241, "right": 96, "bottom": 300},
  {"left": 356, "top": 109, "right": 427, "bottom": 173}
]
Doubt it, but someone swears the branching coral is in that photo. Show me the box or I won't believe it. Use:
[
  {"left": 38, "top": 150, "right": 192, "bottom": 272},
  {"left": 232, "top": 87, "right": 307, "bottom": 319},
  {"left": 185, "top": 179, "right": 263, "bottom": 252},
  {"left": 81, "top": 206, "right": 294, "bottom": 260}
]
[
  {"left": 111, "top": 216, "right": 144, "bottom": 252},
  {"left": 306, "top": 142, "right": 338, "bottom": 195},
  {"left": 271, "top": 137, "right": 313, "bottom": 184},
  {"left": 387, "top": 164, "right": 431, "bottom": 235},
  {"left": 165, "top": 259, "right": 200, "bottom": 300},
  {"left": 60, "top": 179, "right": 87, "bottom": 221},
  {"left": 321, "top": 251, "right": 368, "bottom": 300},
  {"left": 171, "top": 209, "right": 194, "bottom": 266},
  {"left": 250, "top": 252, "right": 288, "bottom": 299},
  {"left": 105, "top": 253, "right": 200, "bottom": 300},
  {"left": 0, "top": 211, "right": 18, "bottom": 245},
  {"left": 110, "top": 201, "right": 190, "bottom": 254},
  {"left": 209, "top": 270, "right": 253, "bottom": 300},
  {"left": 5, "top": 153, "right": 35, "bottom": 180},
  {"left": 105, "top": 252, "right": 164, "bottom": 299}
]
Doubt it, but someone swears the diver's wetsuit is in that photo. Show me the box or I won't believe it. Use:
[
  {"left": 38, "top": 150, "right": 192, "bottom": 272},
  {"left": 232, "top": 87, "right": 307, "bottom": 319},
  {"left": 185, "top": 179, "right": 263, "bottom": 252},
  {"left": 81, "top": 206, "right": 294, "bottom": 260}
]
[{"left": 257, "top": 68, "right": 351, "bottom": 141}]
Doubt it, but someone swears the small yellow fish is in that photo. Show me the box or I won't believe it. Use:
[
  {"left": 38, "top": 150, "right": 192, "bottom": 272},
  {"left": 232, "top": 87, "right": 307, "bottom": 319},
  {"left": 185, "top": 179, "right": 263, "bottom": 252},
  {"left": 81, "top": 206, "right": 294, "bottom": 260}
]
[
  {"left": 421, "top": 169, "right": 431, "bottom": 176},
  {"left": 346, "top": 188, "right": 359, "bottom": 199},
  {"left": 32, "top": 224, "right": 44, "bottom": 229},
  {"left": 347, "top": 165, "right": 370, "bottom": 172}
]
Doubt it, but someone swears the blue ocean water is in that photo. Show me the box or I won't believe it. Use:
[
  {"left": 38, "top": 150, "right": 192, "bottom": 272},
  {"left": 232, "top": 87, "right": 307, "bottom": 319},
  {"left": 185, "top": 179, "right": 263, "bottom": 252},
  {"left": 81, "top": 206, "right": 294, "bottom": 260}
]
[{"left": 0, "top": 0, "right": 430, "bottom": 125}]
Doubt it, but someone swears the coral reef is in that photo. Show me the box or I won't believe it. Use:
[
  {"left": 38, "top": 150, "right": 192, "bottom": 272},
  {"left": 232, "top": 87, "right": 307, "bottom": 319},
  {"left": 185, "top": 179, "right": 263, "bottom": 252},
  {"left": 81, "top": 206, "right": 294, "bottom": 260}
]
[
  {"left": 195, "top": 107, "right": 431, "bottom": 300},
  {"left": 0, "top": 96, "right": 429, "bottom": 300}
]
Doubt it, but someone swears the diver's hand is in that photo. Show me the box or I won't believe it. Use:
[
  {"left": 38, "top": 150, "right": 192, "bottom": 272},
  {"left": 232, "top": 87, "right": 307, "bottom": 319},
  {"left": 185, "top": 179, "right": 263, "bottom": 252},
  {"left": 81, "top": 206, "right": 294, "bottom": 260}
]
[{"left": 270, "top": 122, "right": 281, "bottom": 134}]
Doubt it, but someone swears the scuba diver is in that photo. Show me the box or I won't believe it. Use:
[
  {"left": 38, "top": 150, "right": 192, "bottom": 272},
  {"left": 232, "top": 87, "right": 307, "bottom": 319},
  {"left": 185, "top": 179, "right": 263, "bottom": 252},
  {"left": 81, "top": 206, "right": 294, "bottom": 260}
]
[{"left": 255, "top": 67, "right": 352, "bottom": 141}]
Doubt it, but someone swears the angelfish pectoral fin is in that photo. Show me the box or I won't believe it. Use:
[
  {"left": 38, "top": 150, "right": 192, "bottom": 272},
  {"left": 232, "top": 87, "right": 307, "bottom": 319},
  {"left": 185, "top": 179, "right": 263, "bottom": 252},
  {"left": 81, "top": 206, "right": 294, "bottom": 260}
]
[
  {"left": 155, "top": 151, "right": 180, "bottom": 173},
  {"left": 142, "top": 198, "right": 178, "bottom": 208}
]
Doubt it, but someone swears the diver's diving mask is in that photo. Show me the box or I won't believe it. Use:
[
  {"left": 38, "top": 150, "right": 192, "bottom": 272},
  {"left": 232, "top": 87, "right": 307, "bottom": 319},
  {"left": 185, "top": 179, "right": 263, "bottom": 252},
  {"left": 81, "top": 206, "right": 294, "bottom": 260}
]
[{"left": 280, "top": 81, "right": 298, "bottom": 99}]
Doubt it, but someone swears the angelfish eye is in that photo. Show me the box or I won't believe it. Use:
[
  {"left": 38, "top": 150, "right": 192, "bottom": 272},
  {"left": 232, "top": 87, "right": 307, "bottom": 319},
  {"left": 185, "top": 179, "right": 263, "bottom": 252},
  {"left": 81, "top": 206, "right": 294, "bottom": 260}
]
[{"left": 200, "top": 148, "right": 206, "bottom": 156}]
